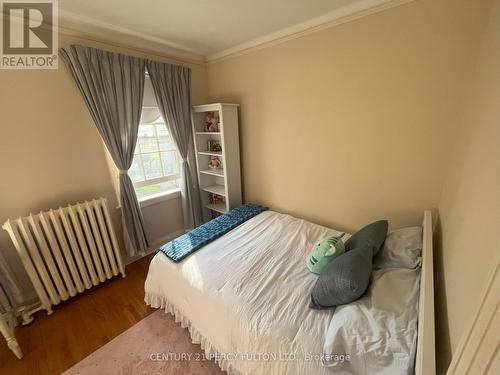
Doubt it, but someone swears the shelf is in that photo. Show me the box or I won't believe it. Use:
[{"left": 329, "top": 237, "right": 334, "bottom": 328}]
[
  {"left": 202, "top": 184, "right": 226, "bottom": 196},
  {"left": 192, "top": 104, "right": 241, "bottom": 224},
  {"left": 198, "top": 151, "right": 222, "bottom": 156},
  {"left": 206, "top": 203, "right": 227, "bottom": 214},
  {"left": 200, "top": 169, "right": 224, "bottom": 177}
]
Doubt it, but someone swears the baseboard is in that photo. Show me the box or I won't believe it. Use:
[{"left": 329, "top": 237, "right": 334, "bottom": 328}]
[{"left": 124, "top": 229, "right": 185, "bottom": 266}]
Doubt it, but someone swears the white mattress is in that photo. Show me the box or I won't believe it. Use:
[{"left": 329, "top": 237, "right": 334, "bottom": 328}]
[{"left": 145, "top": 210, "right": 419, "bottom": 375}]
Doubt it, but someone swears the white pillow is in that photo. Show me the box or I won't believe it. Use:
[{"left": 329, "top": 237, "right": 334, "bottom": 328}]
[
  {"left": 322, "top": 268, "right": 420, "bottom": 374},
  {"left": 373, "top": 226, "right": 422, "bottom": 269}
]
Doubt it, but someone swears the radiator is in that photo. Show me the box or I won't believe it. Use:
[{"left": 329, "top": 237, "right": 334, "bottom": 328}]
[{"left": 2, "top": 198, "right": 125, "bottom": 318}]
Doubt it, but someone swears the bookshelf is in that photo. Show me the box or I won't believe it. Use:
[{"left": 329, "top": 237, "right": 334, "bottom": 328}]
[{"left": 192, "top": 103, "right": 242, "bottom": 221}]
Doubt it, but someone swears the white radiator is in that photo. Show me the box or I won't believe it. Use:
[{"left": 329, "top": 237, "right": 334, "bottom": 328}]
[{"left": 2, "top": 198, "right": 125, "bottom": 318}]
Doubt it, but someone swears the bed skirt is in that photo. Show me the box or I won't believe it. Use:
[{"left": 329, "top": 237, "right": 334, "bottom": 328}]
[{"left": 145, "top": 292, "right": 242, "bottom": 375}]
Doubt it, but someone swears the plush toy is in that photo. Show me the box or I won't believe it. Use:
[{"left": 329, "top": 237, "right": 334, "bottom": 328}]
[
  {"left": 306, "top": 233, "right": 346, "bottom": 274},
  {"left": 203, "top": 112, "right": 219, "bottom": 132},
  {"left": 208, "top": 156, "right": 222, "bottom": 170},
  {"left": 210, "top": 194, "right": 224, "bottom": 205}
]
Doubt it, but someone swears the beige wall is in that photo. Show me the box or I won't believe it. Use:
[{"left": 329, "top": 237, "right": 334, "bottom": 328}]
[
  {"left": 1, "top": 1, "right": 498, "bottom": 373},
  {"left": 207, "top": 0, "right": 497, "bottom": 372},
  {"left": 141, "top": 196, "right": 185, "bottom": 247},
  {"left": 0, "top": 30, "right": 208, "bottom": 302},
  {"left": 207, "top": 0, "right": 490, "bottom": 233},
  {"left": 435, "top": 0, "right": 500, "bottom": 372}
]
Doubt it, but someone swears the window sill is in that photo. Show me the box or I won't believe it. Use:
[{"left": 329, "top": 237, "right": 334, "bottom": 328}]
[{"left": 138, "top": 188, "right": 181, "bottom": 208}]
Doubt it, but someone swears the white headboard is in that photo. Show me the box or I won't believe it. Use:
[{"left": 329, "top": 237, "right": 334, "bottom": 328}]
[{"left": 415, "top": 210, "right": 436, "bottom": 375}]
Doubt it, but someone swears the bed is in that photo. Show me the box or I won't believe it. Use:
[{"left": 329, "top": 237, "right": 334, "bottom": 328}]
[{"left": 145, "top": 210, "right": 435, "bottom": 375}]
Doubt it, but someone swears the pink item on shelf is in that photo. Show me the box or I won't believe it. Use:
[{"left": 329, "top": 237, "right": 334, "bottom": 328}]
[
  {"left": 203, "top": 112, "right": 219, "bottom": 132},
  {"left": 208, "top": 156, "right": 222, "bottom": 170}
]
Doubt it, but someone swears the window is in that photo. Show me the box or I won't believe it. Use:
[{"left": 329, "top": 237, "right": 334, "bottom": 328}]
[{"left": 129, "top": 104, "right": 180, "bottom": 199}]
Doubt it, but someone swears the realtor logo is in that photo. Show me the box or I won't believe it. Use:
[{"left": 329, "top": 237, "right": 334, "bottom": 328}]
[{"left": 1, "top": 0, "right": 58, "bottom": 69}]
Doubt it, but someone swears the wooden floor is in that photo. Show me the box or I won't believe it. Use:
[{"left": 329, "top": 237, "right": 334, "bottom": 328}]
[{"left": 0, "top": 254, "right": 156, "bottom": 375}]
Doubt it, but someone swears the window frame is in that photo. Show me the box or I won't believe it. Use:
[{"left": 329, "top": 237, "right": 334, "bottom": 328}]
[{"left": 131, "top": 105, "right": 181, "bottom": 191}]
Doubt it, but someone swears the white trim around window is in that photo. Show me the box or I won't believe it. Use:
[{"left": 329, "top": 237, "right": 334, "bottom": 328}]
[
  {"left": 138, "top": 187, "right": 181, "bottom": 208},
  {"left": 133, "top": 174, "right": 180, "bottom": 189}
]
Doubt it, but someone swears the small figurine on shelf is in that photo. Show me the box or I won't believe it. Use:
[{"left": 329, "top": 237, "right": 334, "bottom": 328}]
[
  {"left": 207, "top": 140, "right": 222, "bottom": 152},
  {"left": 208, "top": 156, "right": 222, "bottom": 170},
  {"left": 209, "top": 193, "right": 225, "bottom": 205},
  {"left": 203, "top": 112, "right": 219, "bottom": 132}
]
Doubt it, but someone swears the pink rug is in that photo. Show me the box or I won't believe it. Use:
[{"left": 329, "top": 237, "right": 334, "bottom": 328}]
[{"left": 64, "top": 310, "right": 225, "bottom": 375}]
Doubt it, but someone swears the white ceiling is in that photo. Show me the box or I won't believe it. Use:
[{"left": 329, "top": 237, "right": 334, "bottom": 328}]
[{"left": 58, "top": 0, "right": 408, "bottom": 61}]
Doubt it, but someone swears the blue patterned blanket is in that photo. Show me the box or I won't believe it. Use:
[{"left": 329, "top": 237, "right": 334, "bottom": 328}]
[{"left": 159, "top": 204, "right": 268, "bottom": 262}]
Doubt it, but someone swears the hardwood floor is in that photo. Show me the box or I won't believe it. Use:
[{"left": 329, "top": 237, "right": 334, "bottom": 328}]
[{"left": 0, "top": 254, "right": 156, "bottom": 375}]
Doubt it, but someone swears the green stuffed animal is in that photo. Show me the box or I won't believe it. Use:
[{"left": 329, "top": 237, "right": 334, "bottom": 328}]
[{"left": 307, "top": 233, "right": 346, "bottom": 274}]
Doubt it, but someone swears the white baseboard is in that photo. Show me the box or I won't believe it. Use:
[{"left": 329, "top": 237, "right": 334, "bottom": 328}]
[{"left": 124, "top": 229, "right": 185, "bottom": 266}]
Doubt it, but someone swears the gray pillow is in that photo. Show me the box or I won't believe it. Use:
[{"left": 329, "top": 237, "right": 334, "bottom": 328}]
[
  {"left": 310, "top": 245, "right": 373, "bottom": 309},
  {"left": 345, "top": 220, "right": 388, "bottom": 255}
]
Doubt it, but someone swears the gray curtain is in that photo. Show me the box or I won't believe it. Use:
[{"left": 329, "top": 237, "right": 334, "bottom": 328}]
[
  {"left": 60, "top": 45, "right": 149, "bottom": 255},
  {"left": 146, "top": 61, "right": 202, "bottom": 229}
]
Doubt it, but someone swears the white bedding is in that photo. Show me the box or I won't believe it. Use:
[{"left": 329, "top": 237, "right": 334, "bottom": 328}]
[{"left": 145, "top": 210, "right": 419, "bottom": 375}]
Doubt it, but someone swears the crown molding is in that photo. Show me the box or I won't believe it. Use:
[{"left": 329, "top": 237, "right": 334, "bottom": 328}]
[
  {"left": 58, "top": 10, "right": 206, "bottom": 63},
  {"left": 57, "top": 0, "right": 415, "bottom": 65},
  {"left": 58, "top": 26, "right": 206, "bottom": 66},
  {"left": 207, "top": 0, "right": 416, "bottom": 62}
]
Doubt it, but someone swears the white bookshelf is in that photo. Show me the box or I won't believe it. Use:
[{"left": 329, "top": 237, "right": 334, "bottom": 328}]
[{"left": 192, "top": 103, "right": 242, "bottom": 221}]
